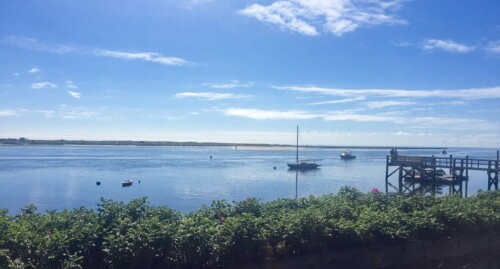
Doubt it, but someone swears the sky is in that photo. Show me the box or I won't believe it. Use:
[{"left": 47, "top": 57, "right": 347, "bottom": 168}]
[{"left": 1, "top": 0, "right": 500, "bottom": 147}]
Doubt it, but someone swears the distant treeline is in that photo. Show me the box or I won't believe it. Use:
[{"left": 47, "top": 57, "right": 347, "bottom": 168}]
[
  {"left": 0, "top": 138, "right": 268, "bottom": 147},
  {"left": 0, "top": 187, "right": 498, "bottom": 268},
  {"left": 0, "top": 138, "right": 445, "bottom": 149}
]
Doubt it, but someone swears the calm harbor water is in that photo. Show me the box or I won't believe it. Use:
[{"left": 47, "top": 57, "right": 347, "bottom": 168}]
[{"left": 0, "top": 145, "right": 498, "bottom": 214}]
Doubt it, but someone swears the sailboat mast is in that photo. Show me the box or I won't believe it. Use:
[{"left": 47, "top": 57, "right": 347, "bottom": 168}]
[{"left": 296, "top": 125, "right": 299, "bottom": 164}]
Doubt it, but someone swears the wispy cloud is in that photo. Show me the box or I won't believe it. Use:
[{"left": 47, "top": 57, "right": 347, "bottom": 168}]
[
  {"left": 68, "top": 91, "right": 81, "bottom": 99},
  {"left": 32, "top": 82, "right": 57, "bottom": 89},
  {"left": 17, "top": 109, "right": 55, "bottom": 118},
  {"left": 275, "top": 85, "right": 500, "bottom": 100},
  {"left": 3, "top": 36, "right": 75, "bottom": 53},
  {"left": 323, "top": 111, "right": 401, "bottom": 122},
  {"left": 393, "top": 41, "right": 413, "bottom": 47},
  {"left": 174, "top": 92, "right": 252, "bottom": 100},
  {"left": 29, "top": 68, "right": 40, "bottom": 73},
  {"left": 163, "top": 115, "right": 186, "bottom": 120},
  {"left": 421, "top": 39, "right": 475, "bottom": 53},
  {"left": 222, "top": 107, "right": 404, "bottom": 122},
  {"left": 0, "top": 109, "right": 18, "bottom": 116},
  {"left": 58, "top": 105, "right": 101, "bottom": 119},
  {"left": 223, "top": 108, "right": 320, "bottom": 120},
  {"left": 365, "top": 101, "right": 415, "bottom": 108},
  {"left": 182, "top": 0, "right": 214, "bottom": 9},
  {"left": 203, "top": 81, "right": 254, "bottom": 89},
  {"left": 239, "top": 0, "right": 406, "bottom": 36},
  {"left": 66, "top": 81, "right": 78, "bottom": 89},
  {"left": 308, "top": 97, "right": 365, "bottom": 105},
  {"left": 3, "top": 36, "right": 190, "bottom": 66},
  {"left": 222, "top": 107, "right": 497, "bottom": 131},
  {"left": 92, "top": 49, "right": 188, "bottom": 66},
  {"left": 486, "top": 40, "right": 500, "bottom": 54}
]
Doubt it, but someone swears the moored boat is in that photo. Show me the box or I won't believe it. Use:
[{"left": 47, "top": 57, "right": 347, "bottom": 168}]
[
  {"left": 287, "top": 160, "right": 321, "bottom": 170},
  {"left": 122, "top": 179, "right": 133, "bottom": 187},
  {"left": 340, "top": 150, "right": 356, "bottom": 160},
  {"left": 287, "top": 126, "right": 321, "bottom": 170}
]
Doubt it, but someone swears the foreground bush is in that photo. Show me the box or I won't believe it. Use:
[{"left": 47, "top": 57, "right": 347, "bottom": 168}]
[{"left": 0, "top": 188, "right": 499, "bottom": 268}]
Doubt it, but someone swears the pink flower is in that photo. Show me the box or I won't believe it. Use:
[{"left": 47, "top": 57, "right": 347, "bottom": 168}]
[
  {"left": 371, "top": 188, "right": 380, "bottom": 194},
  {"left": 220, "top": 216, "right": 225, "bottom": 222}
]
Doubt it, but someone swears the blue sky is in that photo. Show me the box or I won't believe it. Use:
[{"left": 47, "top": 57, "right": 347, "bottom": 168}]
[{"left": 1, "top": 0, "right": 500, "bottom": 147}]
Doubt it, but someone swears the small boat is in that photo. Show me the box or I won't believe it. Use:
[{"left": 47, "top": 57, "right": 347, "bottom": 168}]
[
  {"left": 122, "top": 179, "right": 133, "bottom": 187},
  {"left": 340, "top": 150, "right": 356, "bottom": 160},
  {"left": 441, "top": 149, "right": 447, "bottom": 154},
  {"left": 287, "top": 126, "right": 321, "bottom": 170}
]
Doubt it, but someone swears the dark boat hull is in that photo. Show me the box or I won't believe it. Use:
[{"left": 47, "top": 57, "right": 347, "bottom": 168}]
[
  {"left": 287, "top": 163, "right": 321, "bottom": 170},
  {"left": 340, "top": 155, "right": 356, "bottom": 160},
  {"left": 122, "top": 180, "right": 133, "bottom": 187}
]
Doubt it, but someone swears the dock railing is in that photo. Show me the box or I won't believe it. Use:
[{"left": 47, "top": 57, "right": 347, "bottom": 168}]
[
  {"left": 389, "top": 155, "right": 499, "bottom": 172},
  {"left": 387, "top": 153, "right": 499, "bottom": 193}
]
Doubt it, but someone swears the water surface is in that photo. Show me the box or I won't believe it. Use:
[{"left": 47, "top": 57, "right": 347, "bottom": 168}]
[{"left": 0, "top": 145, "right": 497, "bottom": 214}]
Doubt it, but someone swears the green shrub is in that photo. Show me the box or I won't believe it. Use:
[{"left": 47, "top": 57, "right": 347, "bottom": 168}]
[{"left": 0, "top": 189, "right": 499, "bottom": 268}]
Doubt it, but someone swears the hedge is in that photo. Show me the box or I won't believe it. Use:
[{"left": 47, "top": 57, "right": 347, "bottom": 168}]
[{"left": 1, "top": 187, "right": 499, "bottom": 268}]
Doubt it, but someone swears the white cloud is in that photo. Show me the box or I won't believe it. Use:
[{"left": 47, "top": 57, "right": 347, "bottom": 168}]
[
  {"left": 203, "top": 81, "right": 253, "bottom": 89},
  {"left": 421, "top": 39, "right": 475, "bottom": 53},
  {"left": 29, "top": 68, "right": 40, "bottom": 73},
  {"left": 0, "top": 109, "right": 18, "bottom": 116},
  {"left": 68, "top": 91, "right": 81, "bottom": 99},
  {"left": 2, "top": 36, "right": 75, "bottom": 54},
  {"left": 13, "top": 73, "right": 19, "bottom": 76},
  {"left": 323, "top": 111, "right": 402, "bottom": 122},
  {"left": 222, "top": 107, "right": 402, "bottom": 122},
  {"left": 93, "top": 49, "right": 188, "bottom": 66},
  {"left": 221, "top": 107, "right": 498, "bottom": 132},
  {"left": 223, "top": 108, "right": 320, "bottom": 120},
  {"left": 58, "top": 105, "right": 101, "bottom": 119},
  {"left": 17, "top": 109, "right": 55, "bottom": 117},
  {"left": 365, "top": 101, "right": 415, "bottom": 108},
  {"left": 188, "top": 0, "right": 213, "bottom": 5},
  {"left": 32, "top": 82, "right": 57, "bottom": 89},
  {"left": 486, "top": 40, "right": 500, "bottom": 54},
  {"left": 66, "top": 81, "right": 78, "bottom": 89},
  {"left": 394, "top": 41, "right": 412, "bottom": 47},
  {"left": 4, "top": 36, "right": 190, "bottom": 66},
  {"left": 174, "top": 92, "right": 252, "bottom": 100},
  {"left": 239, "top": 0, "right": 406, "bottom": 36},
  {"left": 275, "top": 85, "right": 500, "bottom": 100},
  {"left": 163, "top": 115, "right": 186, "bottom": 120},
  {"left": 182, "top": 0, "right": 214, "bottom": 9},
  {"left": 308, "top": 96, "right": 365, "bottom": 105}
]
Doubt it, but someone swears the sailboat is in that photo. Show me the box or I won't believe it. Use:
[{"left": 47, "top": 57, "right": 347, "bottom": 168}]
[{"left": 287, "top": 126, "right": 321, "bottom": 170}]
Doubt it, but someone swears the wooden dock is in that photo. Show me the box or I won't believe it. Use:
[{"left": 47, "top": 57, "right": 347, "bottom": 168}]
[{"left": 385, "top": 151, "right": 499, "bottom": 196}]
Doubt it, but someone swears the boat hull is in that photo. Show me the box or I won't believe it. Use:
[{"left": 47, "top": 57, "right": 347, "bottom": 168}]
[
  {"left": 122, "top": 180, "right": 133, "bottom": 187},
  {"left": 340, "top": 155, "right": 356, "bottom": 160},
  {"left": 287, "top": 163, "right": 321, "bottom": 170}
]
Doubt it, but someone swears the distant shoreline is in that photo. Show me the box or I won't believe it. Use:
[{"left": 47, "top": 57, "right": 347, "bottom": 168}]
[{"left": 0, "top": 138, "right": 447, "bottom": 150}]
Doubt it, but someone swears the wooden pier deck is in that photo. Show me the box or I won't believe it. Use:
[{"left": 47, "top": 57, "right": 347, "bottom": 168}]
[{"left": 385, "top": 152, "right": 499, "bottom": 196}]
